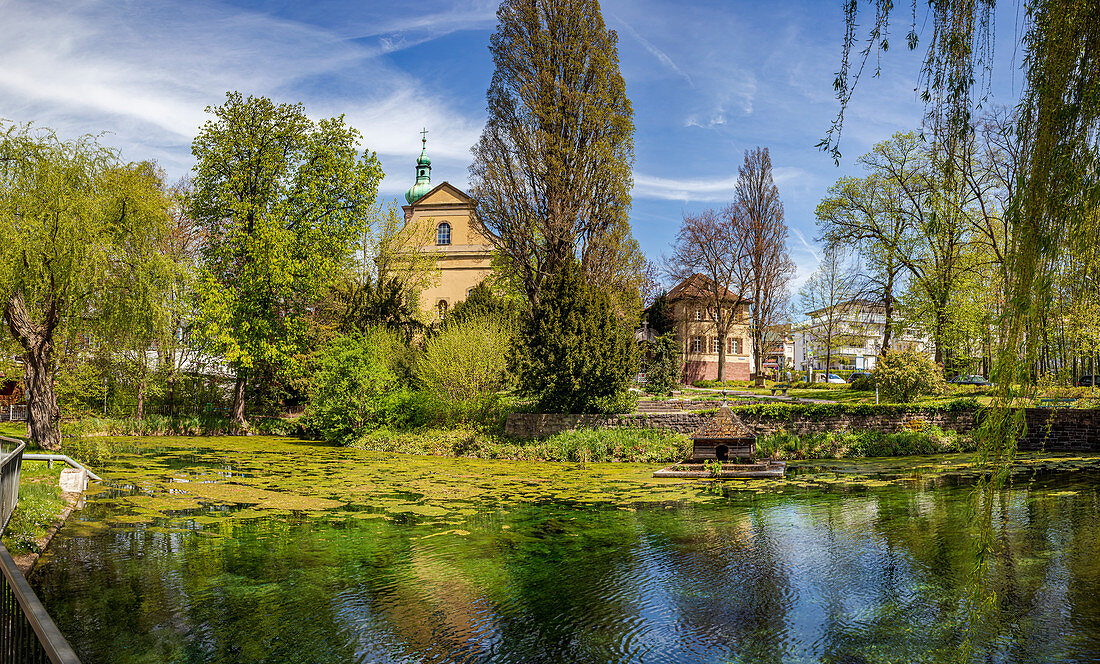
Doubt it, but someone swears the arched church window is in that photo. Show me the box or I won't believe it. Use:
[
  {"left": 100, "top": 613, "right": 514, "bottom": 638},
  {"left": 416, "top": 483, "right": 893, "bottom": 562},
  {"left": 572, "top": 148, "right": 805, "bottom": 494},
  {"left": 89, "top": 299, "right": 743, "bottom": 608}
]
[
  {"left": 437, "top": 222, "right": 451, "bottom": 245},
  {"left": 437, "top": 299, "right": 448, "bottom": 317}
]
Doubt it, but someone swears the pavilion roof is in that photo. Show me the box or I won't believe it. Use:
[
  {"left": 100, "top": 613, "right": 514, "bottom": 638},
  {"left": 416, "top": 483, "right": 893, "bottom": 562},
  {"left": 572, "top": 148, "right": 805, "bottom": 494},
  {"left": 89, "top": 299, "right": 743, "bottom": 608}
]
[{"left": 691, "top": 404, "right": 754, "bottom": 440}]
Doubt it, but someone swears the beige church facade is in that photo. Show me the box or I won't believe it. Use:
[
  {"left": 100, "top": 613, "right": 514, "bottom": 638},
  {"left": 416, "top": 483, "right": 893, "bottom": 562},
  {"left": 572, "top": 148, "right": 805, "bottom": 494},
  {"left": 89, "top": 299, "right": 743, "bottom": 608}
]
[{"left": 400, "top": 134, "right": 496, "bottom": 318}]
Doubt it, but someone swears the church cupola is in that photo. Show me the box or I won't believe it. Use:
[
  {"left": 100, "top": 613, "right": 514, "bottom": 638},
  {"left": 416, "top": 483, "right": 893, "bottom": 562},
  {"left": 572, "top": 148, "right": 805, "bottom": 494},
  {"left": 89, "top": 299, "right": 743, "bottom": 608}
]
[{"left": 404, "top": 129, "right": 432, "bottom": 205}]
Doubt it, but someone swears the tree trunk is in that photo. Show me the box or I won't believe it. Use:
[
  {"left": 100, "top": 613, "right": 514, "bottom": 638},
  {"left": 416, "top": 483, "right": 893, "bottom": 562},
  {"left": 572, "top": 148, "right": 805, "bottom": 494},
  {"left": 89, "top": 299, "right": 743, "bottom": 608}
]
[
  {"left": 231, "top": 369, "right": 247, "bottom": 428},
  {"left": 136, "top": 377, "right": 146, "bottom": 421},
  {"left": 165, "top": 370, "right": 176, "bottom": 417},
  {"left": 717, "top": 339, "right": 726, "bottom": 383},
  {"left": 753, "top": 329, "right": 765, "bottom": 387},
  {"left": 4, "top": 291, "right": 61, "bottom": 451},
  {"left": 882, "top": 274, "right": 895, "bottom": 354}
]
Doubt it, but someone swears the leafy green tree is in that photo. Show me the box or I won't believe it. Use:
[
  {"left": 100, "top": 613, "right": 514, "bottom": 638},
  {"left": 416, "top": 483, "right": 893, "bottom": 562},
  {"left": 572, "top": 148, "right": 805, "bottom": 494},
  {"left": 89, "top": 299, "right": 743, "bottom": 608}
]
[
  {"left": 645, "top": 332, "right": 682, "bottom": 396},
  {"left": 445, "top": 282, "right": 519, "bottom": 329},
  {"left": 511, "top": 259, "right": 638, "bottom": 414},
  {"left": 190, "top": 92, "right": 382, "bottom": 427},
  {"left": 871, "top": 350, "right": 947, "bottom": 403},
  {"left": 470, "top": 0, "right": 642, "bottom": 310},
  {"left": 0, "top": 124, "right": 171, "bottom": 449}
]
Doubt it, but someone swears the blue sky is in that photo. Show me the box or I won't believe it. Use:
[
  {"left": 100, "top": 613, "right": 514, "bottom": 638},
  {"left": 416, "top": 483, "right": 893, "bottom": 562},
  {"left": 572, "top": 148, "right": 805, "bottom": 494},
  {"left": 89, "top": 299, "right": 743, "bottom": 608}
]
[{"left": 0, "top": 0, "right": 1026, "bottom": 294}]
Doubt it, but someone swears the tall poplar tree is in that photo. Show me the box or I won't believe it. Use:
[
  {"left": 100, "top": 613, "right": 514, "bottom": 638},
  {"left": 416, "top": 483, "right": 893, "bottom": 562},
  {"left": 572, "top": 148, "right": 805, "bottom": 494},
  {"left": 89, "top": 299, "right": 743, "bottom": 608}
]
[
  {"left": 190, "top": 92, "right": 382, "bottom": 427},
  {"left": 733, "top": 148, "right": 795, "bottom": 386},
  {"left": 470, "top": 0, "right": 640, "bottom": 309}
]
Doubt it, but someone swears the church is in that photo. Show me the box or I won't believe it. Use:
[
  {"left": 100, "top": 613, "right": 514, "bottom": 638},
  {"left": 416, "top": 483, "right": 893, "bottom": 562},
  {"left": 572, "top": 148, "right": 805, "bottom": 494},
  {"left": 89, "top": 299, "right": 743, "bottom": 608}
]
[{"left": 400, "top": 132, "right": 497, "bottom": 319}]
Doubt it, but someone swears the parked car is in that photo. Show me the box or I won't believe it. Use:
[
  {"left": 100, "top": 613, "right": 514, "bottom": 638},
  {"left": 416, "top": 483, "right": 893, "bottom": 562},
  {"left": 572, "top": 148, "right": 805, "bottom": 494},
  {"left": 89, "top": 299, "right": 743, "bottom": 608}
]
[
  {"left": 821, "top": 373, "right": 846, "bottom": 384},
  {"left": 949, "top": 375, "right": 992, "bottom": 386},
  {"left": 847, "top": 372, "right": 871, "bottom": 383},
  {"left": 1077, "top": 375, "right": 1099, "bottom": 387}
]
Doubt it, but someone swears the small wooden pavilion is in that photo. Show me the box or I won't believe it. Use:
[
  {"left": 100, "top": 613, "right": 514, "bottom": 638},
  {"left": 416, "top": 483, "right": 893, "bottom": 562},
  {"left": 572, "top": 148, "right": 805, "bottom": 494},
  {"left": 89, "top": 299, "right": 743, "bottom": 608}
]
[{"left": 690, "top": 404, "right": 756, "bottom": 461}]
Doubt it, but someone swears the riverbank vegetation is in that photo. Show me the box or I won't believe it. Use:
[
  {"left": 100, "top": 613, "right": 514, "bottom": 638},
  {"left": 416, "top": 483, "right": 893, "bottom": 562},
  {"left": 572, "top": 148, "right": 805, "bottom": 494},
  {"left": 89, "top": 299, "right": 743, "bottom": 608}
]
[{"left": 2, "top": 461, "right": 64, "bottom": 555}]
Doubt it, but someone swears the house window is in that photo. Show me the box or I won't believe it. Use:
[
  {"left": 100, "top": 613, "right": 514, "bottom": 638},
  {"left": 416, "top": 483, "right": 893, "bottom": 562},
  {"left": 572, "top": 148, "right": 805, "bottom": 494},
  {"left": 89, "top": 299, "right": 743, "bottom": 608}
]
[
  {"left": 712, "top": 337, "right": 722, "bottom": 354},
  {"left": 694, "top": 308, "right": 702, "bottom": 321},
  {"left": 436, "top": 222, "right": 451, "bottom": 245},
  {"left": 691, "top": 337, "right": 703, "bottom": 353}
]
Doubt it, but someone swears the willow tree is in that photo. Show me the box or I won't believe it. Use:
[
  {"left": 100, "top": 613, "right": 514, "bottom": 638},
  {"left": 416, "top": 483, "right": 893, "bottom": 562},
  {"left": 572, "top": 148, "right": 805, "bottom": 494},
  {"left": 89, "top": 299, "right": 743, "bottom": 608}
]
[
  {"left": 0, "top": 124, "right": 170, "bottom": 449},
  {"left": 826, "top": 2, "right": 1100, "bottom": 655},
  {"left": 190, "top": 92, "right": 382, "bottom": 427},
  {"left": 470, "top": 0, "right": 641, "bottom": 311}
]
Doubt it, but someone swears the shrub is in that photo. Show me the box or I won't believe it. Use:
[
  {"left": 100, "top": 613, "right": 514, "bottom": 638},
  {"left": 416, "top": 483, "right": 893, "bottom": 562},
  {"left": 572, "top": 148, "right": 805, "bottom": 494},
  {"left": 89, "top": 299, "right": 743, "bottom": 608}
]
[
  {"left": 418, "top": 316, "right": 511, "bottom": 401},
  {"left": 306, "top": 330, "right": 403, "bottom": 444},
  {"left": 645, "top": 332, "right": 682, "bottom": 396},
  {"left": 511, "top": 259, "right": 638, "bottom": 414},
  {"left": 871, "top": 351, "right": 946, "bottom": 402},
  {"left": 849, "top": 374, "right": 875, "bottom": 391}
]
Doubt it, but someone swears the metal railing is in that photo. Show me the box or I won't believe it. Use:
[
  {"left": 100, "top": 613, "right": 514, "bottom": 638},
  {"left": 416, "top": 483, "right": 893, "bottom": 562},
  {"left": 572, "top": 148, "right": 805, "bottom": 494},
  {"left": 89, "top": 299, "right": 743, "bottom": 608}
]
[
  {"left": 0, "top": 436, "right": 83, "bottom": 664},
  {"left": 0, "top": 440, "right": 23, "bottom": 533}
]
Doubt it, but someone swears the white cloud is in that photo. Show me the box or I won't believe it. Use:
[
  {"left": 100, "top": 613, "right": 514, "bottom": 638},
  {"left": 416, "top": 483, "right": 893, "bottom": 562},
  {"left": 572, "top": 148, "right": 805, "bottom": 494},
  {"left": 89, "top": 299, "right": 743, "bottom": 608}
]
[
  {"left": 0, "top": 0, "right": 485, "bottom": 180},
  {"left": 633, "top": 165, "right": 811, "bottom": 202},
  {"left": 633, "top": 173, "right": 739, "bottom": 201}
]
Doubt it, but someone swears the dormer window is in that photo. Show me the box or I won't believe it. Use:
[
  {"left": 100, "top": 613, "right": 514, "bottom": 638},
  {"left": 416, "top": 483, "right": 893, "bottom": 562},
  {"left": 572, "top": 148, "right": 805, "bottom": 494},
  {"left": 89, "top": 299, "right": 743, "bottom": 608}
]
[{"left": 436, "top": 222, "right": 451, "bottom": 245}]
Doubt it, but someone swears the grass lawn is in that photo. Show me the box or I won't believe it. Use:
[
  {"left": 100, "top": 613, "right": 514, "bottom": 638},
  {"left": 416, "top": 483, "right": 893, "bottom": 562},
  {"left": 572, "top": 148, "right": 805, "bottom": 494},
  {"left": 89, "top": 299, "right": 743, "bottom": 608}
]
[
  {"left": 0, "top": 421, "right": 26, "bottom": 440},
  {"left": 2, "top": 460, "right": 65, "bottom": 555}
]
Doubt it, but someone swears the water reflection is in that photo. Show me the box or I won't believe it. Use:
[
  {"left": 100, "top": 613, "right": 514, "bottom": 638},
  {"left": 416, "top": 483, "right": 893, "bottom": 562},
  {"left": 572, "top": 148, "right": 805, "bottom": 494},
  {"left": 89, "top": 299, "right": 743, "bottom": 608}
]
[{"left": 28, "top": 439, "right": 1100, "bottom": 663}]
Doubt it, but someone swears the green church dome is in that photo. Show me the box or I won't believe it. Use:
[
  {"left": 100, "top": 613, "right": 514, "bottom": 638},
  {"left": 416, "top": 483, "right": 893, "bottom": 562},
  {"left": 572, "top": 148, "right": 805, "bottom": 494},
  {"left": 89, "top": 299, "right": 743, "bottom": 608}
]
[{"left": 405, "top": 130, "right": 432, "bottom": 204}]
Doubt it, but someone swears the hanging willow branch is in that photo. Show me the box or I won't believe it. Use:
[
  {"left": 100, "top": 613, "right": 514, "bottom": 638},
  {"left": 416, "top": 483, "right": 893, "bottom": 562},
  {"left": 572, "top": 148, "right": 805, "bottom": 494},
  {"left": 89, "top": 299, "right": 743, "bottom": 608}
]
[{"left": 820, "top": 0, "right": 996, "bottom": 166}]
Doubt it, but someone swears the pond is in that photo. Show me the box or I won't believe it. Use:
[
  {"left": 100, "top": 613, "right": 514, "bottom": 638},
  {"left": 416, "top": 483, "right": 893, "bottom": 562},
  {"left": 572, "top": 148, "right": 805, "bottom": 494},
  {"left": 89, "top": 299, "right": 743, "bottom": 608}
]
[{"left": 29, "top": 436, "right": 1100, "bottom": 663}]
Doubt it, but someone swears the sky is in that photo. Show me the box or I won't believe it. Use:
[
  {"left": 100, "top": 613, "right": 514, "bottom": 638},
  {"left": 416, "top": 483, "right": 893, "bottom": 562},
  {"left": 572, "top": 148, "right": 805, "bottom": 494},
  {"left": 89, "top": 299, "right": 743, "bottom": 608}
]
[{"left": 0, "top": 0, "right": 1028, "bottom": 297}]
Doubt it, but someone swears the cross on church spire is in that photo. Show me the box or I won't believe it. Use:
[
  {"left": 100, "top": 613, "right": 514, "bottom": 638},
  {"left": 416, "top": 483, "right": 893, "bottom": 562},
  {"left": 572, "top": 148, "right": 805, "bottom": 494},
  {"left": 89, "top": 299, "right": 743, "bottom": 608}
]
[{"left": 420, "top": 127, "right": 428, "bottom": 146}]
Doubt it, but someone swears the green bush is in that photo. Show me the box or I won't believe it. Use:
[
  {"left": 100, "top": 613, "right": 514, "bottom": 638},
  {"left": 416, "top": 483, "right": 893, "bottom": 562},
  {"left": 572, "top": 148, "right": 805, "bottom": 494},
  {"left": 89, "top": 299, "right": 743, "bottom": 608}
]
[
  {"left": 419, "top": 316, "right": 511, "bottom": 401},
  {"left": 354, "top": 426, "right": 691, "bottom": 463},
  {"left": 849, "top": 375, "right": 875, "bottom": 391},
  {"left": 757, "top": 425, "right": 972, "bottom": 460},
  {"left": 871, "top": 351, "right": 946, "bottom": 402},
  {"left": 511, "top": 259, "right": 638, "bottom": 414},
  {"left": 645, "top": 332, "right": 682, "bottom": 396},
  {"left": 305, "top": 329, "right": 404, "bottom": 444}
]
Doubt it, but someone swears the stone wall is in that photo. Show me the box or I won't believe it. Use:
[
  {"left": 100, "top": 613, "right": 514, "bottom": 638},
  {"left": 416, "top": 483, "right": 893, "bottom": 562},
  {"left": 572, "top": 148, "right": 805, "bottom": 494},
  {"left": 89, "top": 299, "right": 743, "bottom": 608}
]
[{"left": 504, "top": 407, "right": 1100, "bottom": 451}]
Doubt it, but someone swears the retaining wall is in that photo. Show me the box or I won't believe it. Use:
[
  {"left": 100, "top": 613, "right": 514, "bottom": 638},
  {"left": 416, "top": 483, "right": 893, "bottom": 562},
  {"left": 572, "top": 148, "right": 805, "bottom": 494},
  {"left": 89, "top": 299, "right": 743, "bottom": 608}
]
[{"left": 504, "top": 407, "right": 1100, "bottom": 452}]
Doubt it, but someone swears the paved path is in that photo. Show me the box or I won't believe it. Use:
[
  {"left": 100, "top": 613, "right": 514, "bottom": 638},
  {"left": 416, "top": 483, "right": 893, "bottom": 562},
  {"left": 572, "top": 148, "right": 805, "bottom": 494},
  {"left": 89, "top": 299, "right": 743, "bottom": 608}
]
[{"left": 679, "top": 387, "right": 839, "bottom": 405}]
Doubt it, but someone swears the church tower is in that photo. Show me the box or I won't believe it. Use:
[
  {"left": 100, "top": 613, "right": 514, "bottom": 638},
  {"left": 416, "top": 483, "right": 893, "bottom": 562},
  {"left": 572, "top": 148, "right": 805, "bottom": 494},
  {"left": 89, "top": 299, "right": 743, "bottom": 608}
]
[{"left": 400, "top": 131, "right": 496, "bottom": 319}]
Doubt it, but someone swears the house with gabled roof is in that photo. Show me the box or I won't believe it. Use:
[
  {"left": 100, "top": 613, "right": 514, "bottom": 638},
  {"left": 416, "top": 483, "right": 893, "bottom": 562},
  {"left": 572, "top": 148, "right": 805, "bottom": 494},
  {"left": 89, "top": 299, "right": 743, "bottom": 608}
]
[{"left": 665, "top": 273, "right": 754, "bottom": 382}]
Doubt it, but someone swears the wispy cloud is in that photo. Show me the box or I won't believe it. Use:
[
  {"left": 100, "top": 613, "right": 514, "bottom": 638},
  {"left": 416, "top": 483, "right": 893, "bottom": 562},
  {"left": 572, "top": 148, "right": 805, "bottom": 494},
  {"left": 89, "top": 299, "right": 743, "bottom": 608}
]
[
  {"left": 0, "top": 0, "right": 484, "bottom": 178},
  {"left": 611, "top": 14, "right": 694, "bottom": 86},
  {"left": 633, "top": 173, "right": 739, "bottom": 201}
]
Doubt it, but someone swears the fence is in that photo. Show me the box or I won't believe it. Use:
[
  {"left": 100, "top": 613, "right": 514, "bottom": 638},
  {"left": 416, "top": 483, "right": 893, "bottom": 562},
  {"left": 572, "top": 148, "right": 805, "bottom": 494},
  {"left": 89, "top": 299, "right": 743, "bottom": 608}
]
[
  {"left": 0, "top": 405, "right": 26, "bottom": 423},
  {"left": 0, "top": 436, "right": 82, "bottom": 663}
]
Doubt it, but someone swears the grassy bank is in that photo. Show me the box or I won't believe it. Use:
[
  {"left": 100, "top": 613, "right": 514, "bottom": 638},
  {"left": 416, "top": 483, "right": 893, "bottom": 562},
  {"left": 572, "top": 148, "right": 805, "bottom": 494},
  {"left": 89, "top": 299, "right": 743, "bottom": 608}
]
[
  {"left": 354, "top": 426, "right": 692, "bottom": 463},
  {"left": 2, "top": 461, "right": 66, "bottom": 555},
  {"left": 60, "top": 414, "right": 299, "bottom": 438},
  {"left": 757, "top": 426, "right": 974, "bottom": 460}
]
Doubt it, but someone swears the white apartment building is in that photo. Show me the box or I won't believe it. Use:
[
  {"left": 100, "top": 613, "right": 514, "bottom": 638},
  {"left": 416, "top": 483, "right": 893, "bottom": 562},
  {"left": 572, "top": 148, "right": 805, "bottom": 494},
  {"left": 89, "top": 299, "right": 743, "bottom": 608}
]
[{"left": 793, "top": 300, "right": 930, "bottom": 372}]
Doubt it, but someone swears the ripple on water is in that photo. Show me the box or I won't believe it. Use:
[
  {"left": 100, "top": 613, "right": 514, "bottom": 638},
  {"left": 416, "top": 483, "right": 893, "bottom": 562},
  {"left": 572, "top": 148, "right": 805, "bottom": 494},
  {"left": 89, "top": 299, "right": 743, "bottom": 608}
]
[{"left": 27, "top": 439, "right": 1100, "bottom": 664}]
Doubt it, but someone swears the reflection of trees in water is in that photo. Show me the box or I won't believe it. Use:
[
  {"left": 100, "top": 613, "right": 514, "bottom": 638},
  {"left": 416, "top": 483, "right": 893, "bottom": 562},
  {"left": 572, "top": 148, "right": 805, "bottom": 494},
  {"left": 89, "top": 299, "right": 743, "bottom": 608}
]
[
  {"left": 32, "top": 474, "right": 1100, "bottom": 664},
  {"left": 633, "top": 505, "right": 794, "bottom": 663},
  {"left": 35, "top": 516, "right": 360, "bottom": 663}
]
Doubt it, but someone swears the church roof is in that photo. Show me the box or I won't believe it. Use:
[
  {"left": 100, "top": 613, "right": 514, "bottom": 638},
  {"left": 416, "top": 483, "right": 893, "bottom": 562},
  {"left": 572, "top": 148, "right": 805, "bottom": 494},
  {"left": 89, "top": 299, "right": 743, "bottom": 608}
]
[{"left": 691, "top": 404, "right": 754, "bottom": 440}]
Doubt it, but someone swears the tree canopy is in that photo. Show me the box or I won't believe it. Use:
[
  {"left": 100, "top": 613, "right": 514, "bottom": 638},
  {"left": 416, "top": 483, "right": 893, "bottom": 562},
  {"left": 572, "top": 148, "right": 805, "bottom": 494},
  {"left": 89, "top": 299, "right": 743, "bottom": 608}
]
[{"left": 189, "top": 92, "right": 383, "bottom": 425}]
